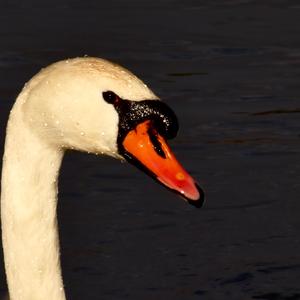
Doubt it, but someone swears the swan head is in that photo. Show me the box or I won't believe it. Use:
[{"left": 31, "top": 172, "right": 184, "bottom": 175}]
[{"left": 21, "top": 57, "right": 204, "bottom": 207}]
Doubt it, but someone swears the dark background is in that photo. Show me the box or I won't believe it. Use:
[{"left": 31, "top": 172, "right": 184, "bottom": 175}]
[{"left": 1, "top": 0, "right": 300, "bottom": 299}]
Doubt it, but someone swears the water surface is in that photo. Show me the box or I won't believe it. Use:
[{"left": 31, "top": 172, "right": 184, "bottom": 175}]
[{"left": 1, "top": 1, "right": 300, "bottom": 299}]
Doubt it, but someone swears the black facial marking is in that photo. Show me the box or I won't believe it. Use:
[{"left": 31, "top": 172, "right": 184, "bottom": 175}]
[
  {"left": 103, "top": 91, "right": 179, "bottom": 154},
  {"left": 103, "top": 91, "right": 204, "bottom": 206},
  {"left": 117, "top": 99, "right": 178, "bottom": 143},
  {"left": 103, "top": 91, "right": 119, "bottom": 104}
]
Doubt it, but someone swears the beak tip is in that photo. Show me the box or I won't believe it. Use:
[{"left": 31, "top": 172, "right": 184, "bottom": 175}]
[{"left": 187, "top": 184, "right": 205, "bottom": 208}]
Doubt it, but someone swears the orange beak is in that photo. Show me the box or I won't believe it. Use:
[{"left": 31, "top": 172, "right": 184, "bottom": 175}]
[{"left": 122, "top": 120, "right": 204, "bottom": 207}]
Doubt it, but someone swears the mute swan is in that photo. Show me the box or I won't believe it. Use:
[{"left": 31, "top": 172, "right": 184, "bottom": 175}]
[{"left": 1, "top": 57, "right": 204, "bottom": 300}]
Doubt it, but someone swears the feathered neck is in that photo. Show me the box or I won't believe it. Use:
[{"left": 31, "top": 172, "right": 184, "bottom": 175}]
[{"left": 1, "top": 103, "right": 66, "bottom": 300}]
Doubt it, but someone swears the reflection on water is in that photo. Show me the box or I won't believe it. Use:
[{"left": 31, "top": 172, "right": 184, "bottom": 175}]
[
  {"left": 249, "top": 108, "right": 300, "bottom": 116},
  {"left": 1, "top": 0, "right": 300, "bottom": 299},
  {"left": 168, "top": 72, "right": 209, "bottom": 77}
]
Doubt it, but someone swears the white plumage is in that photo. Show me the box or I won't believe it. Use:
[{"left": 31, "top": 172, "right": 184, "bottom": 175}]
[{"left": 1, "top": 57, "right": 158, "bottom": 300}]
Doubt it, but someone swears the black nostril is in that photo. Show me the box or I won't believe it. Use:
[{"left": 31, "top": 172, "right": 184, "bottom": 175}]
[{"left": 148, "top": 128, "right": 166, "bottom": 159}]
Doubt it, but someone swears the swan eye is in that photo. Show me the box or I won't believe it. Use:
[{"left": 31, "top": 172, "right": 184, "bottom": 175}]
[{"left": 103, "top": 91, "right": 118, "bottom": 104}]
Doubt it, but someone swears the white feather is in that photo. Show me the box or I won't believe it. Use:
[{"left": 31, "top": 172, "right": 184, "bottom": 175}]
[{"left": 1, "top": 57, "right": 158, "bottom": 300}]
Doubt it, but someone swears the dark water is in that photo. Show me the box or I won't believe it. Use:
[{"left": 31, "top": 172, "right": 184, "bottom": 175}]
[{"left": 1, "top": 0, "right": 300, "bottom": 299}]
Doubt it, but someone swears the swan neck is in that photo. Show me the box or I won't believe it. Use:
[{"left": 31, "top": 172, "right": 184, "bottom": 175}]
[{"left": 1, "top": 108, "right": 66, "bottom": 300}]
